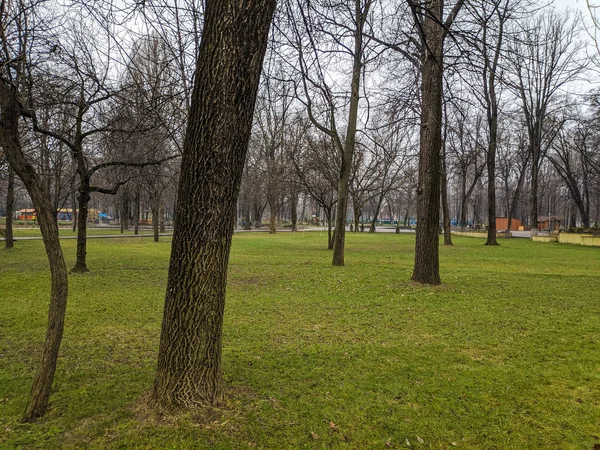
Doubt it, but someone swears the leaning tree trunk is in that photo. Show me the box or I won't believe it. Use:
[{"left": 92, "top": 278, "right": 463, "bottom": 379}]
[
  {"left": 0, "top": 83, "right": 68, "bottom": 421},
  {"left": 5, "top": 165, "right": 15, "bottom": 248},
  {"left": 72, "top": 177, "right": 90, "bottom": 273},
  {"left": 412, "top": 1, "right": 444, "bottom": 285},
  {"left": 331, "top": 0, "right": 367, "bottom": 267},
  {"left": 152, "top": 0, "right": 275, "bottom": 409}
]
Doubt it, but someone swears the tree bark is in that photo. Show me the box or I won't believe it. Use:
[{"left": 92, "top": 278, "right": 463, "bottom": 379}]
[
  {"left": 0, "top": 80, "right": 68, "bottom": 421},
  {"left": 152, "top": 201, "right": 160, "bottom": 243},
  {"left": 153, "top": 0, "right": 275, "bottom": 409},
  {"left": 5, "top": 165, "right": 14, "bottom": 248},
  {"left": 331, "top": 0, "right": 368, "bottom": 266},
  {"left": 134, "top": 187, "right": 140, "bottom": 235},
  {"left": 71, "top": 183, "right": 77, "bottom": 233},
  {"left": 441, "top": 150, "right": 452, "bottom": 246},
  {"left": 72, "top": 178, "right": 90, "bottom": 273},
  {"left": 412, "top": 0, "right": 444, "bottom": 285}
]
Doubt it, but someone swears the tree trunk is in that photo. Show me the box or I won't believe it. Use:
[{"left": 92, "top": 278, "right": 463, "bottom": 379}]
[
  {"left": 5, "top": 165, "right": 14, "bottom": 248},
  {"left": 134, "top": 187, "right": 140, "bottom": 235},
  {"left": 290, "top": 186, "right": 298, "bottom": 232},
  {"left": 485, "top": 119, "right": 498, "bottom": 245},
  {"left": 331, "top": 0, "right": 367, "bottom": 267},
  {"left": 72, "top": 178, "right": 90, "bottom": 273},
  {"left": 71, "top": 184, "right": 77, "bottom": 233},
  {"left": 530, "top": 144, "right": 540, "bottom": 237},
  {"left": 412, "top": 0, "right": 444, "bottom": 285},
  {"left": 325, "top": 206, "right": 334, "bottom": 250},
  {"left": 153, "top": 0, "right": 275, "bottom": 409},
  {"left": 441, "top": 153, "right": 452, "bottom": 246},
  {"left": 0, "top": 81, "right": 69, "bottom": 421},
  {"left": 268, "top": 193, "right": 277, "bottom": 234},
  {"left": 152, "top": 201, "right": 160, "bottom": 243},
  {"left": 159, "top": 204, "right": 166, "bottom": 233}
]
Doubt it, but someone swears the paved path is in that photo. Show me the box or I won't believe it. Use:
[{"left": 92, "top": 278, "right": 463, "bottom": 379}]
[
  {"left": 1, "top": 227, "right": 532, "bottom": 241},
  {"left": 1, "top": 233, "right": 173, "bottom": 241}
]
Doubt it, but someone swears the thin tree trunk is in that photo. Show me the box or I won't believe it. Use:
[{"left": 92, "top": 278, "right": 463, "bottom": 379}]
[
  {"left": 441, "top": 154, "right": 452, "bottom": 246},
  {"left": 152, "top": 201, "right": 160, "bottom": 243},
  {"left": 153, "top": 0, "right": 275, "bottom": 409},
  {"left": 72, "top": 178, "right": 90, "bottom": 273},
  {"left": 71, "top": 183, "right": 77, "bottom": 233},
  {"left": 1, "top": 82, "right": 68, "bottom": 421},
  {"left": 134, "top": 188, "right": 140, "bottom": 235},
  {"left": 290, "top": 186, "right": 298, "bottom": 232},
  {"left": 530, "top": 144, "right": 540, "bottom": 236},
  {"left": 5, "top": 165, "right": 14, "bottom": 248},
  {"left": 332, "top": 0, "right": 368, "bottom": 267}
]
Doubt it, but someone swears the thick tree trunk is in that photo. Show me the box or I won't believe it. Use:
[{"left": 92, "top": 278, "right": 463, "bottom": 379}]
[
  {"left": 0, "top": 83, "right": 68, "bottom": 421},
  {"left": 153, "top": 0, "right": 275, "bottom": 409},
  {"left": 412, "top": 0, "right": 444, "bottom": 285},
  {"left": 485, "top": 120, "right": 498, "bottom": 245},
  {"left": 5, "top": 165, "right": 14, "bottom": 248},
  {"left": 72, "top": 178, "right": 90, "bottom": 273}
]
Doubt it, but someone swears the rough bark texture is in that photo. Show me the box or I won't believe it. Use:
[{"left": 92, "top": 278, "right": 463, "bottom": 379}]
[
  {"left": 0, "top": 80, "right": 68, "bottom": 421},
  {"left": 485, "top": 119, "right": 498, "bottom": 245},
  {"left": 5, "top": 165, "right": 14, "bottom": 248},
  {"left": 152, "top": 0, "right": 275, "bottom": 409},
  {"left": 412, "top": 1, "right": 444, "bottom": 285}
]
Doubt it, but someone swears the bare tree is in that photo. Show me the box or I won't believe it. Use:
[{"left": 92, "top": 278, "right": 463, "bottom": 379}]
[
  {"left": 506, "top": 10, "right": 583, "bottom": 236},
  {"left": 0, "top": 0, "right": 68, "bottom": 421},
  {"left": 408, "top": 0, "right": 465, "bottom": 285},
  {"left": 284, "top": 0, "right": 374, "bottom": 266}
]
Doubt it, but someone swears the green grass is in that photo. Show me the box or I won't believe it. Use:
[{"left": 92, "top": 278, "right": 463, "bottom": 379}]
[{"left": 1, "top": 232, "right": 599, "bottom": 449}]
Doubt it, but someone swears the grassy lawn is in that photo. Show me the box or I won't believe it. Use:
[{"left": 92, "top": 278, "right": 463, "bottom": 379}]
[{"left": 1, "top": 232, "right": 599, "bottom": 448}]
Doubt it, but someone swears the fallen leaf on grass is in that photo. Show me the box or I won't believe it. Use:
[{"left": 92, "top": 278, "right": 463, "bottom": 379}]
[
  {"left": 310, "top": 431, "right": 319, "bottom": 440},
  {"left": 417, "top": 436, "right": 424, "bottom": 444},
  {"left": 329, "top": 421, "right": 337, "bottom": 430}
]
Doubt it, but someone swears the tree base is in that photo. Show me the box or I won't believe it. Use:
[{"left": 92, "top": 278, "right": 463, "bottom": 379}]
[{"left": 71, "top": 265, "right": 89, "bottom": 273}]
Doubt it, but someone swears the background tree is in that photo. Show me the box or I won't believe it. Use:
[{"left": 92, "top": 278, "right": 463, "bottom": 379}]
[
  {"left": 506, "top": 10, "right": 583, "bottom": 235},
  {"left": 0, "top": 0, "right": 68, "bottom": 420}
]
